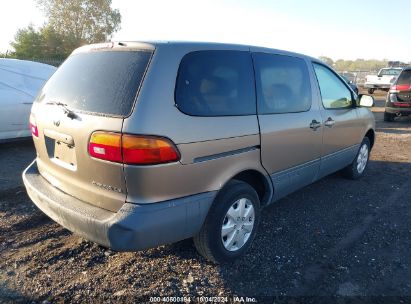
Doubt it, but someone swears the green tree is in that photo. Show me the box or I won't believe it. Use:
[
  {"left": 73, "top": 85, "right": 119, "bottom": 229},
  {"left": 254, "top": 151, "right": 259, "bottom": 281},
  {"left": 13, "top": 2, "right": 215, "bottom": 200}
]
[
  {"left": 11, "top": 25, "right": 68, "bottom": 59},
  {"left": 10, "top": 0, "right": 121, "bottom": 60},
  {"left": 332, "top": 58, "right": 388, "bottom": 71},
  {"left": 37, "top": 0, "right": 121, "bottom": 45},
  {"left": 11, "top": 25, "right": 45, "bottom": 59},
  {"left": 40, "top": 26, "right": 66, "bottom": 58}
]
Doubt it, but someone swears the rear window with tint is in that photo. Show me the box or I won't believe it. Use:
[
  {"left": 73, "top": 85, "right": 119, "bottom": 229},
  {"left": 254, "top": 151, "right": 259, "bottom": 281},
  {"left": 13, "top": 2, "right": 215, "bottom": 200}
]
[
  {"left": 397, "top": 70, "right": 411, "bottom": 85},
  {"left": 379, "top": 69, "right": 401, "bottom": 76},
  {"left": 175, "top": 51, "right": 256, "bottom": 116},
  {"left": 36, "top": 50, "right": 152, "bottom": 116}
]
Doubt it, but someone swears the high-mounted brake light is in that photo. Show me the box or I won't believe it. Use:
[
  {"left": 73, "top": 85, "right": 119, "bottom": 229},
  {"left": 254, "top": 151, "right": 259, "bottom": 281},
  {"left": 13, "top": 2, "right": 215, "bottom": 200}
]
[
  {"left": 29, "top": 114, "right": 38, "bottom": 138},
  {"left": 88, "top": 132, "right": 180, "bottom": 165},
  {"left": 90, "top": 42, "right": 114, "bottom": 51}
]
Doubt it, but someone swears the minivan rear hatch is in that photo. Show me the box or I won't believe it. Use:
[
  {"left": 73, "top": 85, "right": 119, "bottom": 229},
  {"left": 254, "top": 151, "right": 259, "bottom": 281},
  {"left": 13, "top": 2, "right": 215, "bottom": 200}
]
[{"left": 30, "top": 42, "right": 153, "bottom": 212}]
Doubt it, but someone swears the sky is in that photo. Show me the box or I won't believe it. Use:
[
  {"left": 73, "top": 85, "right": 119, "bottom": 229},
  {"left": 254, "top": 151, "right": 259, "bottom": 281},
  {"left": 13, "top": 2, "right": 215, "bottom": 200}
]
[{"left": 1, "top": 0, "right": 410, "bottom": 62}]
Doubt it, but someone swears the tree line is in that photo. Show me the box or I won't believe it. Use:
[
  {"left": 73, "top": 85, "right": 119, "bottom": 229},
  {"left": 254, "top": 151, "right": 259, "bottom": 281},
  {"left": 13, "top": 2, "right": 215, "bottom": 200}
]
[{"left": 319, "top": 56, "right": 410, "bottom": 71}]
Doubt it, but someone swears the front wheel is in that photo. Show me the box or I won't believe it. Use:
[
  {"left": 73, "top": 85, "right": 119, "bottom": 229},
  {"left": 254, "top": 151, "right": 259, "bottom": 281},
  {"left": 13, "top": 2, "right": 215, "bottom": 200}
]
[
  {"left": 341, "top": 137, "right": 370, "bottom": 180},
  {"left": 193, "top": 180, "right": 260, "bottom": 263},
  {"left": 368, "top": 88, "right": 375, "bottom": 94}
]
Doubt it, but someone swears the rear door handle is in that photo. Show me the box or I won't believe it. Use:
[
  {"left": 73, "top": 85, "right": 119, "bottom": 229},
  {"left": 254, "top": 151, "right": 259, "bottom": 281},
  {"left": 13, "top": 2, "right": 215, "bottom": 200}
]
[
  {"left": 324, "top": 117, "right": 335, "bottom": 127},
  {"left": 309, "top": 120, "right": 321, "bottom": 131}
]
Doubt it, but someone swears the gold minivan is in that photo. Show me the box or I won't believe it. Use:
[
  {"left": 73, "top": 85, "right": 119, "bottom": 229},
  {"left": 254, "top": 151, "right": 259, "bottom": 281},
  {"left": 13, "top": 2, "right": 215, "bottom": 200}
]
[{"left": 23, "top": 41, "right": 375, "bottom": 263}]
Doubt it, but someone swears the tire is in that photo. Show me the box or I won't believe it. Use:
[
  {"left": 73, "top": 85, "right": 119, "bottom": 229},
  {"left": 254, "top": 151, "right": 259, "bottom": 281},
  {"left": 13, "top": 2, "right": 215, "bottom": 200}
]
[
  {"left": 368, "top": 88, "right": 375, "bottom": 94},
  {"left": 341, "top": 137, "right": 370, "bottom": 180},
  {"left": 384, "top": 111, "right": 395, "bottom": 122},
  {"left": 193, "top": 180, "right": 260, "bottom": 263}
]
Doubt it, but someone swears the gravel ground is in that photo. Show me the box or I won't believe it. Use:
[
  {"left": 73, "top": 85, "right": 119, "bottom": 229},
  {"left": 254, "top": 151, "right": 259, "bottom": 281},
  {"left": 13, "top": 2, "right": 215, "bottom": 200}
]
[{"left": 0, "top": 97, "right": 410, "bottom": 303}]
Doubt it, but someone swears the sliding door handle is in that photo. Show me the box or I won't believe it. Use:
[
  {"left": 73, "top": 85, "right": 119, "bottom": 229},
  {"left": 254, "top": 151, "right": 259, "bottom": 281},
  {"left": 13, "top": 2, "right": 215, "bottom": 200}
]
[
  {"left": 309, "top": 120, "right": 322, "bottom": 131},
  {"left": 324, "top": 117, "right": 335, "bottom": 127}
]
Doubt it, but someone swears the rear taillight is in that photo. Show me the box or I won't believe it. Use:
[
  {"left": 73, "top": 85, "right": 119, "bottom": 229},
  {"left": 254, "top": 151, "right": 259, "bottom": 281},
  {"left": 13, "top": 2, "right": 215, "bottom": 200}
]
[
  {"left": 393, "top": 102, "right": 410, "bottom": 107},
  {"left": 89, "top": 132, "right": 122, "bottom": 162},
  {"left": 89, "top": 132, "right": 180, "bottom": 165},
  {"left": 29, "top": 114, "right": 38, "bottom": 138},
  {"left": 390, "top": 84, "right": 411, "bottom": 93}
]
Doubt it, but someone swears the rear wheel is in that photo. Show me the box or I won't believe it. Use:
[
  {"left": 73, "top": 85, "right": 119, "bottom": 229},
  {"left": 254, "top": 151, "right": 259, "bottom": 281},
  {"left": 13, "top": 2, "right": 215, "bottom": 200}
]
[
  {"left": 368, "top": 88, "right": 375, "bottom": 94},
  {"left": 341, "top": 137, "right": 370, "bottom": 180},
  {"left": 384, "top": 111, "right": 395, "bottom": 122},
  {"left": 193, "top": 180, "right": 260, "bottom": 263}
]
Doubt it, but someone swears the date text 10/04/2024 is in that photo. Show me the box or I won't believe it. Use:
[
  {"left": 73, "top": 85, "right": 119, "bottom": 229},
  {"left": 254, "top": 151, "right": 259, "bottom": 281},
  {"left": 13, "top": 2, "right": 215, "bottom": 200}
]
[{"left": 149, "top": 296, "right": 257, "bottom": 303}]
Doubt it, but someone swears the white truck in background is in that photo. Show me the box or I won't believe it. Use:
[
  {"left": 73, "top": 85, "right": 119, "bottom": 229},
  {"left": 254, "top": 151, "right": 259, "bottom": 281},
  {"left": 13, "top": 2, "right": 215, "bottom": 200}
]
[{"left": 364, "top": 67, "right": 402, "bottom": 94}]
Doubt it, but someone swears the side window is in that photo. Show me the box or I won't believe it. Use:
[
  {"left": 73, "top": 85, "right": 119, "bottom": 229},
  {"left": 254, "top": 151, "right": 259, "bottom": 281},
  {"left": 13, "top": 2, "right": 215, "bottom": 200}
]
[
  {"left": 175, "top": 51, "right": 256, "bottom": 116},
  {"left": 313, "top": 63, "right": 352, "bottom": 109},
  {"left": 253, "top": 53, "right": 312, "bottom": 114}
]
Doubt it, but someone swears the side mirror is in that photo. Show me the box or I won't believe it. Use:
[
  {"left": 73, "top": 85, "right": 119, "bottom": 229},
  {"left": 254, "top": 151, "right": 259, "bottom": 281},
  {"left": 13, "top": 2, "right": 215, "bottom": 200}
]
[{"left": 358, "top": 94, "right": 374, "bottom": 107}]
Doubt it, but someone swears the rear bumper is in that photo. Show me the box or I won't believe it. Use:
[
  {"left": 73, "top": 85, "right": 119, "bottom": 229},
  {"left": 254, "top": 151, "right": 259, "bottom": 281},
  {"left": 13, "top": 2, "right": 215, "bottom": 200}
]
[
  {"left": 364, "top": 83, "right": 391, "bottom": 89},
  {"left": 23, "top": 160, "right": 216, "bottom": 251},
  {"left": 385, "top": 106, "right": 411, "bottom": 115}
]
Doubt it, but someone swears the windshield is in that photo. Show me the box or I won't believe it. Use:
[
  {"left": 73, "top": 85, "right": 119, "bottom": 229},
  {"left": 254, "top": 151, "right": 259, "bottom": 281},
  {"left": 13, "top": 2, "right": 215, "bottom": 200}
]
[
  {"left": 397, "top": 70, "right": 411, "bottom": 85},
  {"left": 36, "top": 50, "right": 152, "bottom": 116},
  {"left": 378, "top": 69, "right": 401, "bottom": 76}
]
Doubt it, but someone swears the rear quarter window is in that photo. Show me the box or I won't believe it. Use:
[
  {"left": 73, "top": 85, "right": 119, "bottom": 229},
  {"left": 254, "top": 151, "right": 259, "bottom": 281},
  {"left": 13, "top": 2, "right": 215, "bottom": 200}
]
[{"left": 175, "top": 50, "right": 256, "bottom": 116}]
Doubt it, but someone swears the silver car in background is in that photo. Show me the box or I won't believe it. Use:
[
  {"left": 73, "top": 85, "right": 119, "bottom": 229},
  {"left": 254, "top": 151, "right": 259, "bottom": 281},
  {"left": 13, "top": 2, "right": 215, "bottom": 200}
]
[{"left": 0, "top": 59, "right": 56, "bottom": 141}]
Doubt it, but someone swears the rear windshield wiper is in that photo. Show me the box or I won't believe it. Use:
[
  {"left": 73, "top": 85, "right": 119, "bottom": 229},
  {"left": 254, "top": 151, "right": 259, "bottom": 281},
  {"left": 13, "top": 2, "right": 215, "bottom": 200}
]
[{"left": 46, "top": 101, "right": 78, "bottom": 119}]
